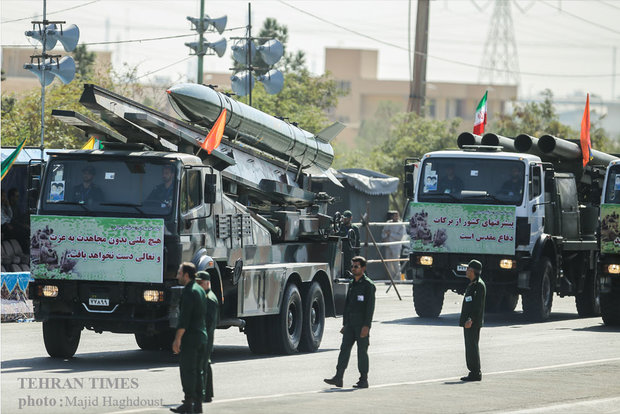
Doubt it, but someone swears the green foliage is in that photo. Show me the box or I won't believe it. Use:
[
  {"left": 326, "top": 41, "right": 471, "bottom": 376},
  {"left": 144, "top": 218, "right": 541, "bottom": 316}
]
[{"left": 72, "top": 45, "right": 96, "bottom": 78}]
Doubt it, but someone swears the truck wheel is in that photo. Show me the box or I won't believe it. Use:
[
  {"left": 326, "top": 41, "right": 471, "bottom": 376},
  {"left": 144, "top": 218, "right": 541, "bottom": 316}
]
[
  {"left": 522, "top": 257, "right": 553, "bottom": 322},
  {"left": 575, "top": 260, "right": 601, "bottom": 317},
  {"left": 271, "top": 283, "right": 303, "bottom": 354},
  {"left": 299, "top": 282, "right": 325, "bottom": 353},
  {"left": 601, "top": 293, "right": 620, "bottom": 326},
  {"left": 135, "top": 333, "right": 160, "bottom": 350},
  {"left": 245, "top": 316, "right": 271, "bottom": 354},
  {"left": 499, "top": 293, "right": 519, "bottom": 313},
  {"left": 43, "top": 319, "right": 81, "bottom": 358},
  {"left": 485, "top": 293, "right": 503, "bottom": 313},
  {"left": 157, "top": 329, "right": 175, "bottom": 351},
  {"left": 413, "top": 284, "right": 444, "bottom": 318}
]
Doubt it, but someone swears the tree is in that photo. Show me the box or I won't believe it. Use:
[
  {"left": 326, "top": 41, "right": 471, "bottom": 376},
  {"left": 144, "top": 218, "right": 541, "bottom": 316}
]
[{"left": 72, "top": 45, "right": 96, "bottom": 78}]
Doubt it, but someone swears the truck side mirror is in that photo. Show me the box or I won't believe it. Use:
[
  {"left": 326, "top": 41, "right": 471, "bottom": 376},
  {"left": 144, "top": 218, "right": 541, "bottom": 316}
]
[
  {"left": 28, "top": 161, "right": 44, "bottom": 213},
  {"left": 204, "top": 173, "right": 217, "bottom": 204},
  {"left": 404, "top": 162, "right": 418, "bottom": 199}
]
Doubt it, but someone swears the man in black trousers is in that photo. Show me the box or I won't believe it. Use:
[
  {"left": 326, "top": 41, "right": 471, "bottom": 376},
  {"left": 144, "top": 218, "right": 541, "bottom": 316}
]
[{"left": 459, "top": 259, "right": 486, "bottom": 381}]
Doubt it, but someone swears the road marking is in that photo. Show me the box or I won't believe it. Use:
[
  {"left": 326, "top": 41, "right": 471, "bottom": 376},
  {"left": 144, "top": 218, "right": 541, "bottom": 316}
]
[
  {"left": 496, "top": 396, "right": 620, "bottom": 413},
  {"left": 105, "top": 357, "right": 620, "bottom": 413}
]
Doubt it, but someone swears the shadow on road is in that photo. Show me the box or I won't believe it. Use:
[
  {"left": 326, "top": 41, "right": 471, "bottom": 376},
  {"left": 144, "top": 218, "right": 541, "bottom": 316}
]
[
  {"left": 212, "top": 345, "right": 338, "bottom": 364},
  {"left": 1, "top": 349, "right": 178, "bottom": 374},
  {"left": 381, "top": 311, "right": 584, "bottom": 327}
]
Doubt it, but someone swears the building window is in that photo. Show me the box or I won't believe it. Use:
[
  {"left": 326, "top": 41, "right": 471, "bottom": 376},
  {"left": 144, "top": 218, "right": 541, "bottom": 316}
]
[
  {"left": 427, "top": 99, "right": 436, "bottom": 118},
  {"left": 337, "top": 80, "right": 351, "bottom": 93},
  {"left": 455, "top": 99, "right": 465, "bottom": 118}
]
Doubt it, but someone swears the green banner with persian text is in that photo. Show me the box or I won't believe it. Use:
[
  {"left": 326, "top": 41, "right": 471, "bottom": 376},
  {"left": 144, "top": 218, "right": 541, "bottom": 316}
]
[
  {"left": 601, "top": 204, "right": 620, "bottom": 254},
  {"left": 406, "top": 202, "right": 516, "bottom": 255},
  {"left": 30, "top": 215, "right": 164, "bottom": 282}
]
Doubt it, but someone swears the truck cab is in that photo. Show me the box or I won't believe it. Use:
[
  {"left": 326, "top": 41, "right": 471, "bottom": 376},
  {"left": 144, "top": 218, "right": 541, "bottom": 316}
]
[{"left": 599, "top": 159, "right": 620, "bottom": 325}]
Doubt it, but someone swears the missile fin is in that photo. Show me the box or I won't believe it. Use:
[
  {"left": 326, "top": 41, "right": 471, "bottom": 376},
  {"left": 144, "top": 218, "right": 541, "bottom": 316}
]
[{"left": 315, "top": 122, "right": 345, "bottom": 143}]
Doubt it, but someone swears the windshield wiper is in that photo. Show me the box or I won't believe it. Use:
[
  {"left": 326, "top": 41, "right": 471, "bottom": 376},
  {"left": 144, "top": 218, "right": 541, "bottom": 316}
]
[
  {"left": 100, "top": 202, "right": 146, "bottom": 214},
  {"left": 468, "top": 193, "right": 503, "bottom": 204},
  {"left": 433, "top": 192, "right": 461, "bottom": 202},
  {"left": 49, "top": 201, "right": 90, "bottom": 211}
]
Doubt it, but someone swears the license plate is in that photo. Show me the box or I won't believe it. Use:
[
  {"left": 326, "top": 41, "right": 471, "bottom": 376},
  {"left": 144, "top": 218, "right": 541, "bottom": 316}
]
[
  {"left": 457, "top": 264, "right": 468, "bottom": 272},
  {"left": 89, "top": 298, "right": 109, "bottom": 306}
]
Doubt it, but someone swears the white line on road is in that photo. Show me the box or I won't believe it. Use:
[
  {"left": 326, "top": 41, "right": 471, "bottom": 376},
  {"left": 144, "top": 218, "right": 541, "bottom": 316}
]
[
  {"left": 105, "top": 357, "right": 620, "bottom": 414},
  {"left": 495, "top": 396, "right": 620, "bottom": 413}
]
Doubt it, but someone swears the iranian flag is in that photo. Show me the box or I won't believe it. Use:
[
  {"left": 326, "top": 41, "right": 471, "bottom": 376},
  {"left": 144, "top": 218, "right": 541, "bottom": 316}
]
[{"left": 473, "top": 90, "right": 488, "bottom": 135}]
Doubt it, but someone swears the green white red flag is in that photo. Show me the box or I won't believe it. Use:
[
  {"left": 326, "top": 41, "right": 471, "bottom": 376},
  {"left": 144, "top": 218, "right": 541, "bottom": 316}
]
[
  {"left": 473, "top": 90, "right": 488, "bottom": 135},
  {"left": 580, "top": 93, "right": 593, "bottom": 167}
]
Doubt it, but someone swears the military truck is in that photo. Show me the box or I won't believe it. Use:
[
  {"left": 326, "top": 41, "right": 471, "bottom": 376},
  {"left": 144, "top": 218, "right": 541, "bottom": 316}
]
[
  {"left": 599, "top": 159, "right": 620, "bottom": 325},
  {"left": 404, "top": 132, "right": 616, "bottom": 321},
  {"left": 29, "top": 83, "right": 347, "bottom": 358}
]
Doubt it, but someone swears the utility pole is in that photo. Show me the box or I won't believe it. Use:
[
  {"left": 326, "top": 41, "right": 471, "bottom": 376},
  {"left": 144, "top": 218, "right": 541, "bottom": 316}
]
[
  {"left": 197, "top": 0, "right": 205, "bottom": 84},
  {"left": 408, "top": 0, "right": 429, "bottom": 115}
]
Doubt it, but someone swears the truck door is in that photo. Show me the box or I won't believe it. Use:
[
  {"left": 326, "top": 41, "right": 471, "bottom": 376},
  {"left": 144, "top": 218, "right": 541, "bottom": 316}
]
[
  {"left": 179, "top": 169, "right": 205, "bottom": 261},
  {"left": 528, "top": 164, "right": 544, "bottom": 247}
]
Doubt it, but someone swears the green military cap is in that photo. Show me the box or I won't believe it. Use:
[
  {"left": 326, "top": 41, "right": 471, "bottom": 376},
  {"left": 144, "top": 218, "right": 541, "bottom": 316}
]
[
  {"left": 195, "top": 270, "right": 210, "bottom": 281},
  {"left": 468, "top": 260, "right": 482, "bottom": 271},
  {"left": 343, "top": 210, "right": 353, "bottom": 218}
]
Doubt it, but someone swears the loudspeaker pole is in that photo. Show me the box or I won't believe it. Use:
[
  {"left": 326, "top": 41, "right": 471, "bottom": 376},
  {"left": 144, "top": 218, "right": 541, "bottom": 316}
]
[
  {"left": 247, "top": 2, "right": 253, "bottom": 107},
  {"left": 40, "top": 0, "right": 47, "bottom": 160},
  {"left": 197, "top": 0, "right": 205, "bottom": 84},
  {"left": 408, "top": 0, "right": 429, "bottom": 115}
]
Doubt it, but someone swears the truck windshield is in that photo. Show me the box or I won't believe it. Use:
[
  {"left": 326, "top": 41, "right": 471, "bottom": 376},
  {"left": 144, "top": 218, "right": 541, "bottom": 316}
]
[
  {"left": 417, "top": 157, "right": 525, "bottom": 205},
  {"left": 41, "top": 158, "right": 179, "bottom": 216},
  {"left": 604, "top": 164, "right": 620, "bottom": 204}
]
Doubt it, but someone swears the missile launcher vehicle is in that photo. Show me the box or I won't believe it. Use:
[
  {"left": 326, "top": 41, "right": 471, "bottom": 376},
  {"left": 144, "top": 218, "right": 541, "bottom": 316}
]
[
  {"left": 29, "top": 83, "right": 347, "bottom": 358},
  {"left": 403, "top": 132, "right": 617, "bottom": 322}
]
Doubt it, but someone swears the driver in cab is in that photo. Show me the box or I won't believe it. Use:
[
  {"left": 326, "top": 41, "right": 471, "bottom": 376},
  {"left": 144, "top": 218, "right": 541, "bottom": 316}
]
[{"left": 147, "top": 164, "right": 175, "bottom": 208}]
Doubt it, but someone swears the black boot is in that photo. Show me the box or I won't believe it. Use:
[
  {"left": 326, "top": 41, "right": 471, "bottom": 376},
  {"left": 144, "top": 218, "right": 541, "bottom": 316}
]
[
  {"left": 353, "top": 374, "right": 368, "bottom": 389},
  {"left": 323, "top": 374, "right": 343, "bottom": 388},
  {"left": 193, "top": 400, "right": 203, "bottom": 413},
  {"left": 460, "top": 372, "right": 482, "bottom": 382},
  {"left": 170, "top": 399, "right": 194, "bottom": 413}
]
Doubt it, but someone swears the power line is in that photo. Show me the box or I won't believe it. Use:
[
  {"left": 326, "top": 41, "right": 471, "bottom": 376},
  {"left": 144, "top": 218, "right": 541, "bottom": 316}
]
[
  {"left": 278, "top": 0, "right": 620, "bottom": 80},
  {"left": 1, "top": 0, "right": 101, "bottom": 24},
  {"left": 135, "top": 56, "right": 192, "bottom": 80},
  {"left": 540, "top": 0, "right": 620, "bottom": 36}
]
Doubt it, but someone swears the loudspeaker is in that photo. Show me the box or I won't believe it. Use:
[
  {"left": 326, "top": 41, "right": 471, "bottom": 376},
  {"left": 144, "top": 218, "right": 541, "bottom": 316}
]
[
  {"left": 231, "top": 71, "right": 254, "bottom": 97},
  {"left": 24, "top": 61, "right": 55, "bottom": 87},
  {"left": 257, "top": 39, "right": 284, "bottom": 66},
  {"left": 25, "top": 23, "right": 58, "bottom": 51},
  {"left": 47, "top": 24, "right": 80, "bottom": 52},
  {"left": 232, "top": 41, "right": 256, "bottom": 65},
  {"left": 48, "top": 56, "right": 76, "bottom": 84},
  {"left": 257, "top": 70, "right": 284, "bottom": 95},
  {"left": 205, "top": 15, "right": 227, "bottom": 34},
  {"left": 206, "top": 38, "right": 227, "bottom": 57}
]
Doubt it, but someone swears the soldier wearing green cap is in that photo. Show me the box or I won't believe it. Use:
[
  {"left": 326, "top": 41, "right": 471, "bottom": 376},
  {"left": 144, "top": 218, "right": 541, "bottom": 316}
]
[
  {"left": 459, "top": 259, "right": 486, "bottom": 381},
  {"left": 337, "top": 210, "right": 360, "bottom": 277},
  {"left": 196, "top": 271, "right": 219, "bottom": 403}
]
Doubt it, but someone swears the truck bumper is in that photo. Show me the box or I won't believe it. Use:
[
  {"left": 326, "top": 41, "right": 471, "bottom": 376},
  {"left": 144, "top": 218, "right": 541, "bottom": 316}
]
[
  {"left": 29, "top": 280, "right": 180, "bottom": 334},
  {"left": 409, "top": 253, "right": 527, "bottom": 294}
]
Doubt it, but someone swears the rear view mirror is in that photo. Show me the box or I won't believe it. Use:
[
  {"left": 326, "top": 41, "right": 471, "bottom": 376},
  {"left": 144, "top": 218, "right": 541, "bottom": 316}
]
[{"left": 204, "top": 173, "right": 217, "bottom": 204}]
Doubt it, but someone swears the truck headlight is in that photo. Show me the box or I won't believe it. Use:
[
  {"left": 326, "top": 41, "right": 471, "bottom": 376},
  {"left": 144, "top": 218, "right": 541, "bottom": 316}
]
[
  {"left": 418, "top": 256, "right": 433, "bottom": 266},
  {"left": 40, "top": 285, "right": 59, "bottom": 297},
  {"left": 143, "top": 290, "right": 164, "bottom": 302},
  {"left": 499, "top": 259, "right": 515, "bottom": 269},
  {"left": 606, "top": 264, "right": 620, "bottom": 275}
]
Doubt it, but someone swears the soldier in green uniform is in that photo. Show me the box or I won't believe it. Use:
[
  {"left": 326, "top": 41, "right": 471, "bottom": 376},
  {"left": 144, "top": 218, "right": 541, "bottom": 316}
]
[
  {"left": 324, "top": 256, "right": 376, "bottom": 389},
  {"left": 171, "top": 262, "right": 208, "bottom": 414},
  {"left": 195, "top": 271, "right": 219, "bottom": 403},
  {"left": 459, "top": 259, "right": 486, "bottom": 382},
  {"left": 337, "top": 210, "right": 361, "bottom": 277}
]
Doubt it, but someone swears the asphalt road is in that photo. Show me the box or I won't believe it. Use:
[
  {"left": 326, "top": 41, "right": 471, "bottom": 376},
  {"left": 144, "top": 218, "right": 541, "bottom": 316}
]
[{"left": 2, "top": 288, "right": 620, "bottom": 414}]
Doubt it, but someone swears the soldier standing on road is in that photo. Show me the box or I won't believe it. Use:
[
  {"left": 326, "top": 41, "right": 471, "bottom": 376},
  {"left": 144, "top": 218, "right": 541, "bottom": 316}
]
[
  {"left": 324, "top": 256, "right": 376, "bottom": 389},
  {"left": 338, "top": 210, "right": 361, "bottom": 277},
  {"left": 459, "top": 259, "right": 486, "bottom": 382},
  {"left": 196, "top": 271, "right": 219, "bottom": 404},
  {"left": 171, "top": 262, "right": 208, "bottom": 414}
]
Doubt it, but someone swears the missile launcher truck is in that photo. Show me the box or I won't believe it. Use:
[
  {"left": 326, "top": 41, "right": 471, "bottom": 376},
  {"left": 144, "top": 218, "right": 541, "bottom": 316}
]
[
  {"left": 599, "top": 159, "right": 620, "bottom": 325},
  {"left": 403, "top": 132, "right": 617, "bottom": 322},
  {"left": 29, "top": 83, "right": 347, "bottom": 358}
]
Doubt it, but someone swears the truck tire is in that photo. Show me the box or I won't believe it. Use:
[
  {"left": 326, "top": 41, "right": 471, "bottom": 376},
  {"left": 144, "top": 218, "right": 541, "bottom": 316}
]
[
  {"left": 575, "top": 261, "right": 601, "bottom": 317},
  {"left": 245, "top": 316, "right": 271, "bottom": 354},
  {"left": 601, "top": 293, "right": 620, "bottom": 326},
  {"left": 413, "top": 284, "right": 444, "bottom": 318},
  {"left": 522, "top": 257, "right": 553, "bottom": 322},
  {"left": 271, "top": 283, "right": 303, "bottom": 354},
  {"left": 43, "top": 319, "right": 81, "bottom": 358},
  {"left": 135, "top": 333, "right": 160, "bottom": 350},
  {"left": 499, "top": 293, "right": 519, "bottom": 313},
  {"left": 298, "top": 282, "right": 325, "bottom": 353},
  {"left": 157, "top": 329, "right": 175, "bottom": 351}
]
